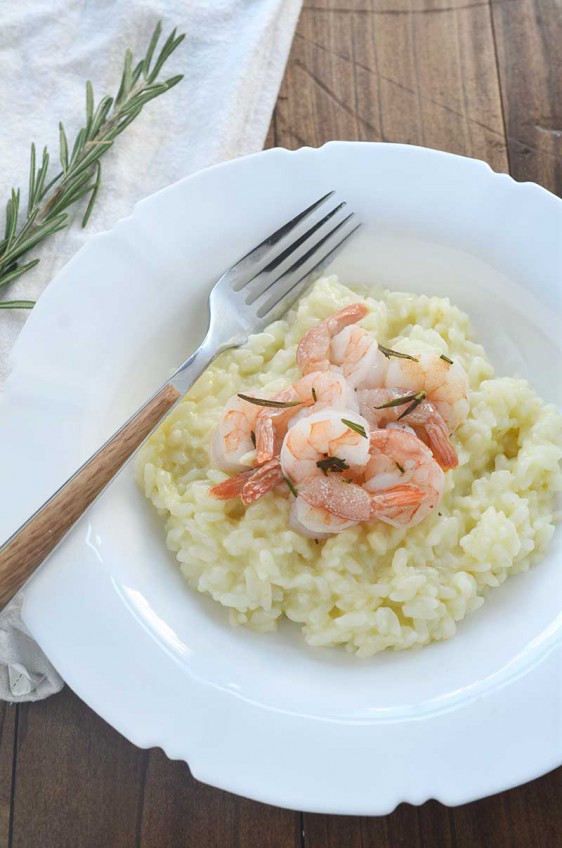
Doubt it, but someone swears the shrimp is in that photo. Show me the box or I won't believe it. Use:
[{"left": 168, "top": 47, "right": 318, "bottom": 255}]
[
  {"left": 255, "top": 371, "right": 358, "bottom": 464},
  {"left": 330, "top": 325, "right": 388, "bottom": 389},
  {"left": 358, "top": 387, "right": 458, "bottom": 470},
  {"left": 289, "top": 495, "right": 359, "bottom": 539},
  {"left": 384, "top": 353, "right": 469, "bottom": 431},
  {"left": 292, "top": 476, "right": 424, "bottom": 538},
  {"left": 281, "top": 407, "right": 390, "bottom": 538},
  {"left": 209, "top": 458, "right": 284, "bottom": 505},
  {"left": 296, "top": 303, "right": 369, "bottom": 375},
  {"left": 211, "top": 394, "right": 260, "bottom": 472},
  {"left": 280, "top": 409, "right": 371, "bottom": 487},
  {"left": 364, "top": 428, "right": 445, "bottom": 527}
]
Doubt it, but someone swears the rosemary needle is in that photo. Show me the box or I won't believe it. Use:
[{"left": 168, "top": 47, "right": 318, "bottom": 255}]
[
  {"left": 341, "top": 418, "right": 368, "bottom": 438},
  {"left": 283, "top": 475, "right": 298, "bottom": 497},
  {"left": 237, "top": 394, "right": 302, "bottom": 409},
  {"left": 378, "top": 344, "right": 418, "bottom": 362},
  {"left": 375, "top": 391, "right": 427, "bottom": 421},
  {"left": 397, "top": 392, "right": 427, "bottom": 420}
]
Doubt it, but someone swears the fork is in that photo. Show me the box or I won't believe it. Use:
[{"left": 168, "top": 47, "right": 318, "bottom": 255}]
[{"left": 0, "top": 192, "right": 360, "bottom": 608}]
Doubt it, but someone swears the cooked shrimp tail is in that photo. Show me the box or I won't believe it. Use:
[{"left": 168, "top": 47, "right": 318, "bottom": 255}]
[
  {"left": 209, "top": 468, "right": 255, "bottom": 500},
  {"left": 369, "top": 483, "right": 426, "bottom": 515},
  {"left": 255, "top": 416, "right": 281, "bottom": 465},
  {"left": 297, "top": 303, "right": 369, "bottom": 375},
  {"left": 253, "top": 385, "right": 311, "bottom": 464},
  {"left": 424, "top": 417, "right": 459, "bottom": 470},
  {"left": 209, "top": 458, "right": 284, "bottom": 505},
  {"left": 240, "top": 459, "right": 285, "bottom": 504}
]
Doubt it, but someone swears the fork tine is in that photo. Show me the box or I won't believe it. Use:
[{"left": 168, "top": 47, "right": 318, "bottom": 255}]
[
  {"left": 256, "top": 216, "right": 362, "bottom": 320},
  {"left": 244, "top": 201, "right": 348, "bottom": 304},
  {"left": 230, "top": 191, "right": 336, "bottom": 291}
]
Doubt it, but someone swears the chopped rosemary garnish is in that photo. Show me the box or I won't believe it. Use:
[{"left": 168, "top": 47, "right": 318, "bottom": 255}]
[
  {"left": 395, "top": 462, "right": 405, "bottom": 473},
  {"left": 237, "top": 393, "right": 302, "bottom": 409},
  {"left": 283, "top": 475, "right": 298, "bottom": 497},
  {"left": 316, "top": 456, "right": 350, "bottom": 476},
  {"left": 378, "top": 344, "right": 418, "bottom": 362},
  {"left": 250, "top": 430, "right": 256, "bottom": 447},
  {"left": 312, "top": 387, "right": 317, "bottom": 402},
  {"left": 440, "top": 353, "right": 454, "bottom": 365},
  {"left": 341, "top": 418, "right": 368, "bottom": 438},
  {"left": 314, "top": 538, "right": 319, "bottom": 544}
]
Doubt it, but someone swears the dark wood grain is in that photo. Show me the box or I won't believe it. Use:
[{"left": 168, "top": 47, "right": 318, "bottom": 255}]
[
  {"left": 492, "top": 0, "right": 562, "bottom": 195},
  {"left": 451, "top": 768, "right": 562, "bottom": 848},
  {"left": 306, "top": 802, "right": 424, "bottom": 847},
  {"left": 0, "top": 703, "right": 16, "bottom": 847},
  {"left": 304, "top": 770, "right": 562, "bottom": 848},
  {"left": 138, "top": 750, "right": 301, "bottom": 848},
  {"left": 272, "top": 0, "right": 509, "bottom": 171},
  {"left": 2, "top": 1, "right": 561, "bottom": 845},
  {"left": 8, "top": 688, "right": 301, "bottom": 848},
  {"left": 10, "top": 690, "right": 147, "bottom": 848}
]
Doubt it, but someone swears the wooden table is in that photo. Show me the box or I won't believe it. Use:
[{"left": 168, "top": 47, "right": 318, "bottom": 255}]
[{"left": 1, "top": 1, "right": 560, "bottom": 845}]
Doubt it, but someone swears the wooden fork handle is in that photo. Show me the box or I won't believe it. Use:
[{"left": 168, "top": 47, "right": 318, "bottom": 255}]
[{"left": 0, "top": 382, "right": 181, "bottom": 610}]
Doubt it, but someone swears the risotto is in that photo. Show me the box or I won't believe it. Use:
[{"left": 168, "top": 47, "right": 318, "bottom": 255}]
[{"left": 137, "top": 277, "right": 562, "bottom": 656}]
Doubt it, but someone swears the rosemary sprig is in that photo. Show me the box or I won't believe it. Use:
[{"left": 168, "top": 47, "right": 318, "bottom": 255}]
[
  {"left": 378, "top": 344, "right": 418, "bottom": 362},
  {"left": 341, "top": 418, "right": 368, "bottom": 438},
  {"left": 238, "top": 393, "right": 302, "bottom": 409},
  {"left": 316, "top": 456, "right": 350, "bottom": 476},
  {"left": 0, "top": 22, "right": 185, "bottom": 309}
]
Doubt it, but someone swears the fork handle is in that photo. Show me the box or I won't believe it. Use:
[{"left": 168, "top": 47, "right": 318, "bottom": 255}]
[{"left": 0, "top": 382, "right": 181, "bottom": 609}]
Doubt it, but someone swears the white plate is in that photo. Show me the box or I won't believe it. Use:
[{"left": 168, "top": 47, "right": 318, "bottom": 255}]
[{"left": 1, "top": 143, "right": 561, "bottom": 815}]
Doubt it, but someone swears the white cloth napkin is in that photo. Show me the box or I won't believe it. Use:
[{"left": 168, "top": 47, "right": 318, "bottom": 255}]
[{"left": 0, "top": 0, "right": 302, "bottom": 701}]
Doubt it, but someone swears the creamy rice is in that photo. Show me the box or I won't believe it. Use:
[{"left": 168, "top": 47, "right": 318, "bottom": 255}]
[{"left": 137, "top": 277, "right": 562, "bottom": 656}]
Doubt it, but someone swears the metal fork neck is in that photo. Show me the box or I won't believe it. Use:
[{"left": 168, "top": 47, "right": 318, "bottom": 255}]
[{"left": 170, "top": 330, "right": 239, "bottom": 398}]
